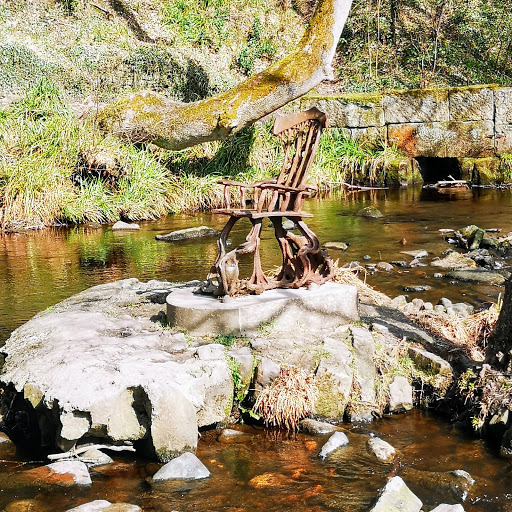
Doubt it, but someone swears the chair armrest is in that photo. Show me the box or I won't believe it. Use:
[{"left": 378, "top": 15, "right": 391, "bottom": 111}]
[
  {"left": 217, "top": 180, "right": 254, "bottom": 188},
  {"left": 259, "top": 183, "right": 317, "bottom": 193}
]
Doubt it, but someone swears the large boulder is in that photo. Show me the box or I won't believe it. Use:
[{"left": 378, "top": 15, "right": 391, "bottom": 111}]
[
  {"left": 0, "top": 280, "right": 233, "bottom": 461},
  {"left": 369, "top": 476, "right": 422, "bottom": 512}
]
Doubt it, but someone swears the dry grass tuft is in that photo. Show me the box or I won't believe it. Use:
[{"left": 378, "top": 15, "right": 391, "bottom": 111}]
[
  {"left": 406, "top": 305, "right": 500, "bottom": 361},
  {"left": 331, "top": 261, "right": 391, "bottom": 306},
  {"left": 253, "top": 366, "right": 318, "bottom": 431}
]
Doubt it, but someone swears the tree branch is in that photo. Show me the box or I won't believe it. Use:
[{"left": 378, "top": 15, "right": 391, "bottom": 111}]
[{"left": 96, "top": 0, "right": 353, "bottom": 150}]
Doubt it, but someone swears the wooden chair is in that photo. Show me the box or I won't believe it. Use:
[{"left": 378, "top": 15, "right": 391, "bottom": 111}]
[{"left": 201, "top": 107, "right": 334, "bottom": 296}]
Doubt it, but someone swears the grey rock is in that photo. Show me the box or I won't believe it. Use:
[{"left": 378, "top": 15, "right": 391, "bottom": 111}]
[
  {"left": 438, "top": 297, "right": 453, "bottom": 308},
  {"left": 423, "top": 302, "right": 434, "bottom": 311},
  {"left": 449, "top": 87, "right": 493, "bottom": 122},
  {"left": 434, "top": 305, "right": 446, "bottom": 314},
  {"left": 434, "top": 273, "right": 443, "bottom": 278},
  {"left": 431, "top": 252, "right": 476, "bottom": 269},
  {"left": 254, "top": 357, "right": 280, "bottom": 392},
  {"left": 358, "top": 206, "right": 383, "bottom": 218},
  {"left": 66, "top": 501, "right": 142, "bottom": 512},
  {"left": 452, "top": 303, "right": 474, "bottom": 317},
  {"left": 372, "top": 323, "right": 389, "bottom": 334},
  {"left": 403, "top": 285, "right": 432, "bottom": 292},
  {"left": 390, "top": 295, "right": 407, "bottom": 308},
  {"left": 155, "top": 226, "right": 219, "bottom": 242},
  {"left": 408, "top": 347, "right": 453, "bottom": 392},
  {"left": 152, "top": 452, "right": 210, "bottom": 481},
  {"left": 403, "top": 468, "right": 474, "bottom": 502},
  {"left": 363, "top": 254, "right": 372, "bottom": 261},
  {"left": 401, "top": 303, "right": 417, "bottom": 315},
  {"left": 318, "top": 431, "right": 349, "bottom": 460},
  {"left": 376, "top": 262, "right": 394, "bottom": 272},
  {"left": 466, "top": 248, "right": 494, "bottom": 268},
  {"left": 112, "top": 221, "right": 140, "bottom": 231},
  {"left": 315, "top": 337, "right": 353, "bottom": 420},
  {"left": 401, "top": 249, "right": 428, "bottom": 259},
  {"left": 300, "top": 418, "right": 338, "bottom": 435},
  {"left": 79, "top": 448, "right": 113, "bottom": 467},
  {"left": 411, "top": 298, "right": 424, "bottom": 310},
  {"left": 430, "top": 505, "right": 465, "bottom": 512},
  {"left": 391, "top": 260, "right": 410, "bottom": 268},
  {"left": 388, "top": 375, "right": 413, "bottom": 412},
  {"left": 217, "top": 429, "right": 252, "bottom": 443},
  {"left": 369, "top": 476, "right": 422, "bottom": 512},
  {"left": 196, "top": 344, "right": 225, "bottom": 361},
  {"left": 325, "top": 241, "right": 349, "bottom": 251},
  {"left": 446, "top": 269, "right": 507, "bottom": 285},
  {"left": 228, "top": 347, "right": 254, "bottom": 396},
  {"left": 366, "top": 437, "right": 396, "bottom": 462},
  {"left": 349, "top": 327, "right": 376, "bottom": 421}
]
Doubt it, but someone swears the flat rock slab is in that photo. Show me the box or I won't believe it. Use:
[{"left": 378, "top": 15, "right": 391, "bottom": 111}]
[
  {"left": 167, "top": 282, "right": 359, "bottom": 336},
  {"left": 67, "top": 501, "right": 142, "bottom": 512},
  {"left": 152, "top": 452, "right": 210, "bottom": 481},
  {"left": 369, "top": 476, "right": 422, "bottom": 512},
  {"left": 155, "top": 226, "right": 219, "bottom": 242}
]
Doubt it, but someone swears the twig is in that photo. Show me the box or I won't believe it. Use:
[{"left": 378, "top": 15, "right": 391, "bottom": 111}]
[
  {"left": 48, "top": 443, "right": 135, "bottom": 460},
  {"left": 90, "top": 2, "right": 111, "bottom": 18}
]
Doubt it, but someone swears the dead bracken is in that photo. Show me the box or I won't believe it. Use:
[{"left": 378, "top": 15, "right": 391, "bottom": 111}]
[{"left": 253, "top": 366, "right": 318, "bottom": 431}]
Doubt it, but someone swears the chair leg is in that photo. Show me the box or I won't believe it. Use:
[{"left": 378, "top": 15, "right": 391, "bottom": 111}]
[
  {"left": 273, "top": 217, "right": 298, "bottom": 284},
  {"left": 240, "top": 219, "right": 269, "bottom": 292}
]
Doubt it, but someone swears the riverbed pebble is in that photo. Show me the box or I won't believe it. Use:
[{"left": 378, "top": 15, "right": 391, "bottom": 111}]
[
  {"left": 318, "top": 431, "right": 349, "bottom": 460},
  {"left": 112, "top": 221, "right": 140, "bottom": 231},
  {"left": 152, "top": 452, "right": 210, "bottom": 481},
  {"left": 366, "top": 437, "right": 396, "bottom": 463},
  {"left": 300, "top": 418, "right": 338, "bottom": 435}
]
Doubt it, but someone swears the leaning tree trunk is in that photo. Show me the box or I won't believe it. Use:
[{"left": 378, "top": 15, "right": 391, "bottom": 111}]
[
  {"left": 485, "top": 275, "right": 512, "bottom": 371},
  {"left": 96, "top": 0, "right": 354, "bottom": 150}
]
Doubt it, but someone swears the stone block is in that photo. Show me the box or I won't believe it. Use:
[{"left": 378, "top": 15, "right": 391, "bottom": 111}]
[
  {"left": 449, "top": 86, "right": 494, "bottom": 121},
  {"left": 495, "top": 87, "right": 512, "bottom": 125},
  {"left": 301, "top": 94, "right": 385, "bottom": 127},
  {"left": 388, "top": 121, "right": 494, "bottom": 158},
  {"left": 495, "top": 124, "right": 512, "bottom": 155},
  {"left": 350, "top": 126, "right": 387, "bottom": 146},
  {"left": 167, "top": 282, "right": 359, "bottom": 336},
  {"left": 383, "top": 89, "right": 449, "bottom": 124}
]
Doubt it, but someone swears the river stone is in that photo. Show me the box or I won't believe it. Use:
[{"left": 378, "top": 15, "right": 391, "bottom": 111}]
[
  {"left": 369, "top": 476, "right": 422, "bottom": 512},
  {"left": 389, "top": 375, "right": 413, "bottom": 412},
  {"left": 79, "top": 448, "right": 113, "bottom": 467},
  {"left": 112, "top": 221, "right": 140, "bottom": 231},
  {"left": 430, "top": 505, "right": 465, "bottom": 512},
  {"left": 465, "top": 249, "right": 494, "bottom": 268},
  {"left": 446, "top": 269, "right": 506, "bottom": 285},
  {"left": 401, "top": 249, "right": 428, "bottom": 259},
  {"left": 25, "top": 461, "right": 92, "bottom": 487},
  {"left": 300, "top": 418, "right": 338, "bottom": 435},
  {"left": 408, "top": 347, "right": 453, "bottom": 392},
  {"left": 0, "top": 279, "right": 233, "bottom": 462},
  {"left": 391, "top": 295, "right": 407, "bottom": 308},
  {"left": 403, "top": 285, "right": 432, "bottom": 292},
  {"left": 358, "top": 206, "right": 383, "bottom": 218},
  {"left": 367, "top": 437, "right": 396, "bottom": 463},
  {"left": 66, "top": 500, "right": 142, "bottom": 511},
  {"left": 325, "top": 241, "right": 349, "bottom": 251},
  {"left": 254, "top": 357, "right": 281, "bottom": 392},
  {"left": 315, "top": 337, "right": 353, "bottom": 420},
  {"left": 431, "top": 252, "right": 476, "bottom": 269},
  {"left": 403, "top": 468, "right": 474, "bottom": 502},
  {"left": 152, "top": 452, "right": 210, "bottom": 481},
  {"left": 155, "top": 226, "right": 219, "bottom": 241},
  {"left": 318, "top": 431, "right": 349, "bottom": 460},
  {"left": 376, "top": 262, "right": 394, "bottom": 272},
  {"left": 349, "top": 327, "right": 376, "bottom": 421}
]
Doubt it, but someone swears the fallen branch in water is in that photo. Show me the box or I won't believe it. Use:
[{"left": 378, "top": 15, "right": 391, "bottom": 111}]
[{"left": 47, "top": 443, "right": 136, "bottom": 461}]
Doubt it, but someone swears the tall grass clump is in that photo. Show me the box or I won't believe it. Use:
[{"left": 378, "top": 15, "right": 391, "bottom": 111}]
[{"left": 312, "top": 128, "right": 404, "bottom": 187}]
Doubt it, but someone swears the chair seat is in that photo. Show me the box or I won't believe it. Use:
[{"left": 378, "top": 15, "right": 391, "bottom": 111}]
[{"left": 212, "top": 208, "right": 314, "bottom": 219}]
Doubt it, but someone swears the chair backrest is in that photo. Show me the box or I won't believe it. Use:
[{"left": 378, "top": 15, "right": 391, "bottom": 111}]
[{"left": 273, "top": 107, "right": 327, "bottom": 189}]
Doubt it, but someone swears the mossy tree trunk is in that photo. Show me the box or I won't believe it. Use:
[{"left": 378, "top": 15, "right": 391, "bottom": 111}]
[
  {"left": 486, "top": 275, "right": 512, "bottom": 371},
  {"left": 96, "top": 0, "right": 354, "bottom": 151}
]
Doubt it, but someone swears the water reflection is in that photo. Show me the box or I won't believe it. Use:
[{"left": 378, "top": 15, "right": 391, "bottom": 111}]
[{"left": 2, "top": 186, "right": 512, "bottom": 344}]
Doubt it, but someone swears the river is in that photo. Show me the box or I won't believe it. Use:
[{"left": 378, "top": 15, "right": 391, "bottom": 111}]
[{"left": 1, "top": 185, "right": 512, "bottom": 511}]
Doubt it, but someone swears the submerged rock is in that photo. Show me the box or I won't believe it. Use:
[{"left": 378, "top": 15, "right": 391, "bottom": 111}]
[
  {"left": 300, "top": 418, "right": 338, "bottom": 435},
  {"left": 24, "top": 461, "right": 92, "bottom": 487},
  {"left": 403, "top": 468, "right": 474, "bottom": 502},
  {"left": 66, "top": 500, "right": 141, "bottom": 511},
  {"left": 401, "top": 249, "right": 428, "bottom": 259},
  {"left": 325, "top": 241, "right": 349, "bottom": 251},
  {"left": 431, "top": 252, "right": 477, "bottom": 269},
  {"left": 366, "top": 437, "right": 396, "bottom": 463},
  {"left": 152, "top": 452, "right": 210, "bottom": 481},
  {"left": 112, "top": 221, "right": 140, "bottom": 231},
  {"left": 318, "top": 431, "right": 349, "bottom": 460},
  {"left": 446, "top": 269, "right": 507, "bottom": 285},
  {"left": 369, "top": 476, "right": 422, "bottom": 512},
  {"left": 155, "top": 226, "right": 219, "bottom": 241},
  {"left": 358, "top": 206, "right": 383, "bottom": 218},
  {"left": 375, "top": 261, "right": 394, "bottom": 272}
]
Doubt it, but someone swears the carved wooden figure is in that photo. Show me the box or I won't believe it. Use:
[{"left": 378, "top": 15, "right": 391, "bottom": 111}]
[{"left": 201, "top": 108, "right": 334, "bottom": 296}]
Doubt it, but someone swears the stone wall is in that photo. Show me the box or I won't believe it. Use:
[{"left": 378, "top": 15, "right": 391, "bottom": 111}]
[{"left": 299, "top": 85, "right": 512, "bottom": 159}]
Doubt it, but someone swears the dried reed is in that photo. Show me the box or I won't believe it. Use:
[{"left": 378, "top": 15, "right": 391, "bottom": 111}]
[{"left": 252, "top": 366, "right": 318, "bottom": 431}]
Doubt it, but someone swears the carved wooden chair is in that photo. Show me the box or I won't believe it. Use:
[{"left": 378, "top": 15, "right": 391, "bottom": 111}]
[{"left": 201, "top": 107, "right": 334, "bottom": 296}]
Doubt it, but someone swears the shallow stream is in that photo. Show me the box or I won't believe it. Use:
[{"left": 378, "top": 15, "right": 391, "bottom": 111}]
[{"left": 2, "top": 185, "right": 512, "bottom": 510}]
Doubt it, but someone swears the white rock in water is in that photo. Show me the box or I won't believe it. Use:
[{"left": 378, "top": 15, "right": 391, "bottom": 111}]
[
  {"left": 318, "top": 431, "right": 349, "bottom": 460},
  {"left": 369, "top": 476, "right": 422, "bottom": 512},
  {"left": 112, "top": 221, "right": 140, "bottom": 230},
  {"left": 66, "top": 500, "right": 142, "bottom": 511},
  {"left": 152, "top": 452, "right": 210, "bottom": 481}
]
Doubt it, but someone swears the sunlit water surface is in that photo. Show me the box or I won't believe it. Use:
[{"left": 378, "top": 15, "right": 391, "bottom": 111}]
[{"left": 1, "top": 186, "right": 512, "bottom": 510}]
